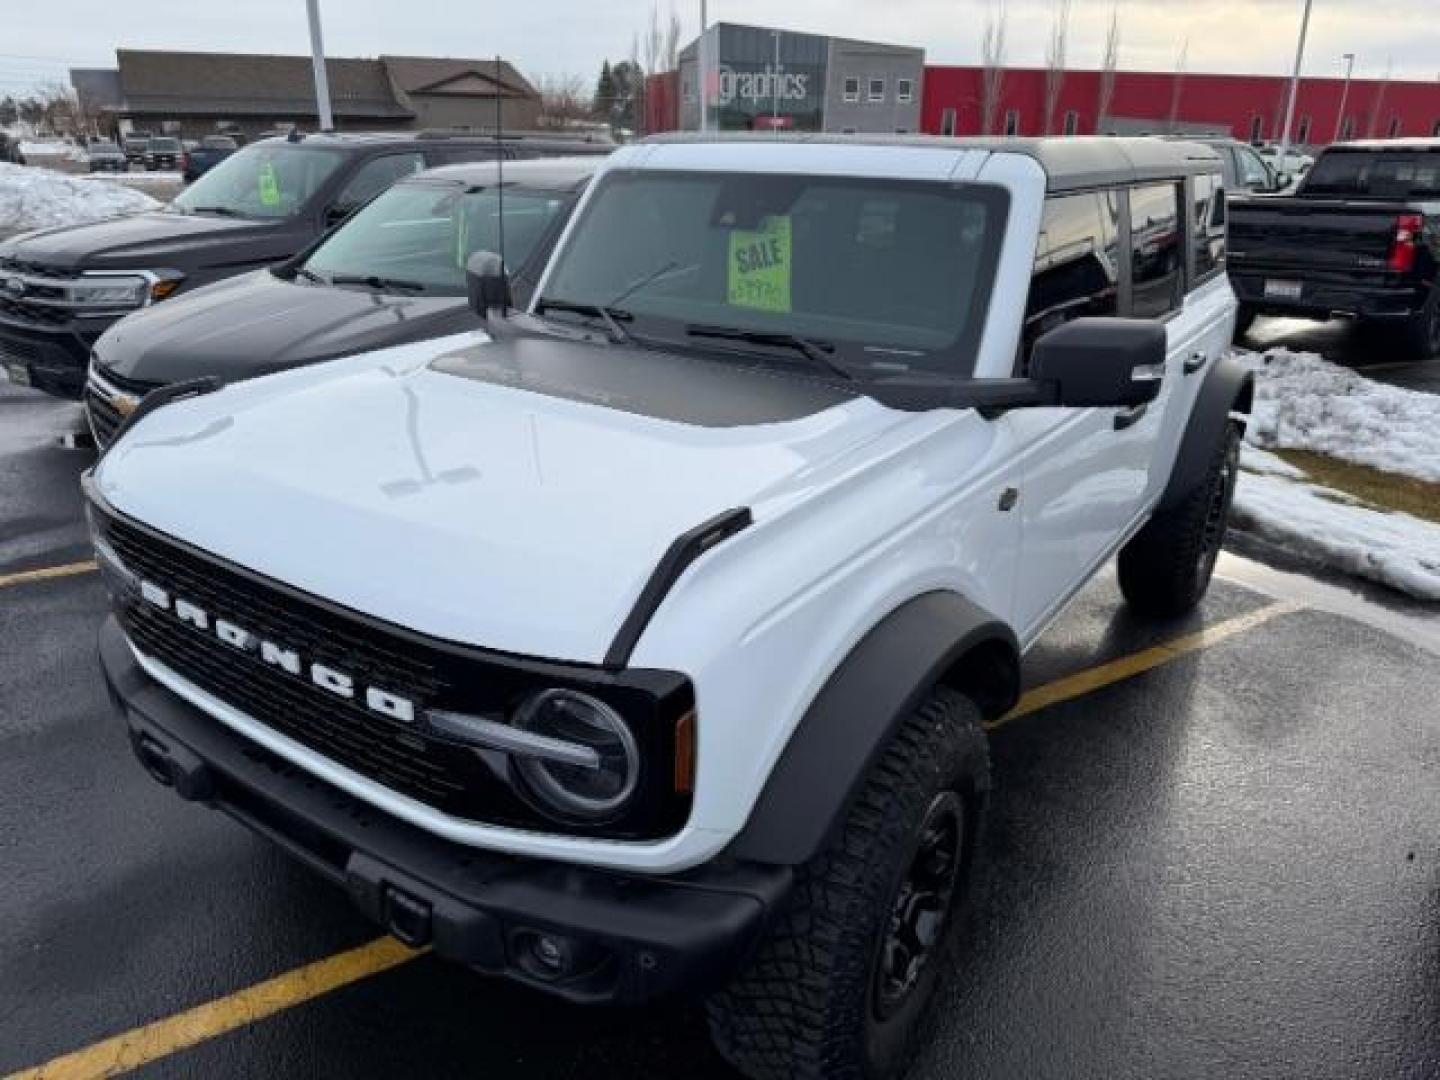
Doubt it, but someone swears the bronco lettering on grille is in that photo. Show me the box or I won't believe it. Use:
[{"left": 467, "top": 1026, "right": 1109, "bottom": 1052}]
[{"left": 139, "top": 578, "right": 417, "bottom": 724}]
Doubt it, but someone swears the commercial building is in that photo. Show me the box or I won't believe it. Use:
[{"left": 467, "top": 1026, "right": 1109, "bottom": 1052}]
[
  {"left": 920, "top": 65, "right": 1440, "bottom": 147},
  {"left": 658, "top": 23, "right": 924, "bottom": 134},
  {"left": 72, "top": 51, "right": 540, "bottom": 142}
]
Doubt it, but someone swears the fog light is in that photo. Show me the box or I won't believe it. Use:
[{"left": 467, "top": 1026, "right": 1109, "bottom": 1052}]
[{"left": 510, "top": 929, "right": 606, "bottom": 982}]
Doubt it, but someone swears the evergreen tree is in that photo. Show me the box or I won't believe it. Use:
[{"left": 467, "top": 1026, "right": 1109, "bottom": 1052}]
[{"left": 593, "top": 61, "right": 617, "bottom": 122}]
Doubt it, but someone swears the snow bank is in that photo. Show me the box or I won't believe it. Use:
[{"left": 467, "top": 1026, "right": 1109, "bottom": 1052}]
[
  {"left": 1233, "top": 469, "right": 1440, "bottom": 601},
  {"left": 1235, "top": 347, "right": 1440, "bottom": 484},
  {"left": 0, "top": 162, "right": 158, "bottom": 234}
]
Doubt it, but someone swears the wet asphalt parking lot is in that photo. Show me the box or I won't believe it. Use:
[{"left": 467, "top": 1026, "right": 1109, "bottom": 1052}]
[{"left": 2, "top": 378, "right": 1437, "bottom": 1080}]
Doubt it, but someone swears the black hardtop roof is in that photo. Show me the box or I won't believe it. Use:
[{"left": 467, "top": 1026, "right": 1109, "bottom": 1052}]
[
  {"left": 643, "top": 133, "right": 1221, "bottom": 192},
  {"left": 409, "top": 156, "right": 601, "bottom": 191}
]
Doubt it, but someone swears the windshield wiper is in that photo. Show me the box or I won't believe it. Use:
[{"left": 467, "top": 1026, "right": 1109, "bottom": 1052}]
[
  {"left": 293, "top": 266, "right": 327, "bottom": 285},
  {"left": 184, "top": 205, "right": 248, "bottom": 218},
  {"left": 534, "top": 298, "right": 633, "bottom": 344},
  {"left": 329, "top": 274, "right": 427, "bottom": 293},
  {"left": 685, "top": 325, "right": 854, "bottom": 382}
]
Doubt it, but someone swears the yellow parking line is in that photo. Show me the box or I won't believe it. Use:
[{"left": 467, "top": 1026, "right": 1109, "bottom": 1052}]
[
  {"left": 4, "top": 937, "right": 424, "bottom": 1080},
  {"left": 0, "top": 560, "right": 97, "bottom": 590},
  {"left": 989, "top": 599, "right": 1301, "bottom": 731},
  {"left": 5, "top": 598, "right": 1300, "bottom": 1079}
]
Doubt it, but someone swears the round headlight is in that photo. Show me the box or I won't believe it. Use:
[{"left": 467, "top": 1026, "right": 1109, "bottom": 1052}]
[{"left": 511, "top": 689, "right": 640, "bottom": 821}]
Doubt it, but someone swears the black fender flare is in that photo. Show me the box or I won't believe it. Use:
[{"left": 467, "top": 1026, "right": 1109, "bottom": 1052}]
[
  {"left": 1158, "top": 354, "right": 1254, "bottom": 511},
  {"left": 727, "top": 590, "right": 1018, "bottom": 867}
]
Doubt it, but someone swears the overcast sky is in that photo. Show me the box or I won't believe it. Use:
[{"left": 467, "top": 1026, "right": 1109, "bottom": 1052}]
[{"left": 3, "top": 0, "right": 1438, "bottom": 97}]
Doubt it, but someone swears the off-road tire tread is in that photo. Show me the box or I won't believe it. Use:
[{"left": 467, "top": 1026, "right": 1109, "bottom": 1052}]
[
  {"left": 1118, "top": 424, "right": 1239, "bottom": 617},
  {"left": 706, "top": 688, "right": 988, "bottom": 1080}
]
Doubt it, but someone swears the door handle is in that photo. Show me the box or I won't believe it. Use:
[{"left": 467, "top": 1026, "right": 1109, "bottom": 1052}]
[
  {"left": 1114, "top": 403, "right": 1149, "bottom": 431},
  {"left": 1183, "top": 351, "right": 1209, "bottom": 375}
]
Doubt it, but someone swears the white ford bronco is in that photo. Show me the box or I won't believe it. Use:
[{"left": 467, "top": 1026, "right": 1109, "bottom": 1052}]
[{"left": 88, "top": 135, "right": 1249, "bottom": 1078}]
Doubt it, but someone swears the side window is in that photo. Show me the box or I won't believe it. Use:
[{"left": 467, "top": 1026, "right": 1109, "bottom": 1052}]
[
  {"left": 1128, "top": 183, "right": 1183, "bottom": 318},
  {"left": 1022, "top": 192, "right": 1120, "bottom": 366},
  {"left": 1191, "top": 173, "right": 1226, "bottom": 282},
  {"left": 330, "top": 152, "right": 426, "bottom": 220},
  {"left": 1236, "top": 147, "right": 1271, "bottom": 190}
]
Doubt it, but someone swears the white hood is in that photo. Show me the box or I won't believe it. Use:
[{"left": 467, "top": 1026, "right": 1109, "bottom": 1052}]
[{"left": 95, "top": 333, "right": 910, "bottom": 664}]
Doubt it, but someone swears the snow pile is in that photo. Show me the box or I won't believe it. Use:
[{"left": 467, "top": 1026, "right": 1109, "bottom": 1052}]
[
  {"left": 1233, "top": 465, "right": 1440, "bottom": 601},
  {"left": 1235, "top": 347, "right": 1440, "bottom": 483},
  {"left": 0, "top": 162, "right": 158, "bottom": 234}
]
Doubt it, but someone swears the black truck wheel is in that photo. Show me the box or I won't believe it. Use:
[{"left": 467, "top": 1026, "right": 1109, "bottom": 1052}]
[
  {"left": 707, "top": 687, "right": 989, "bottom": 1080},
  {"left": 1390, "top": 289, "right": 1440, "bottom": 361},
  {"left": 1118, "top": 422, "right": 1241, "bottom": 617}
]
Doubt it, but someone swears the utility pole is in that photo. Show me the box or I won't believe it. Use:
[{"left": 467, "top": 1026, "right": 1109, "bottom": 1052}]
[
  {"left": 306, "top": 0, "right": 334, "bottom": 132},
  {"left": 698, "top": 0, "right": 710, "bottom": 132},
  {"left": 772, "top": 30, "right": 781, "bottom": 127},
  {"left": 1277, "top": 0, "right": 1312, "bottom": 162},
  {"left": 1333, "top": 52, "right": 1355, "bottom": 143}
]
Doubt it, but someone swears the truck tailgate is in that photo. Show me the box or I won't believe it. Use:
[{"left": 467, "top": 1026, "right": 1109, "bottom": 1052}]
[{"left": 1228, "top": 197, "right": 1409, "bottom": 273}]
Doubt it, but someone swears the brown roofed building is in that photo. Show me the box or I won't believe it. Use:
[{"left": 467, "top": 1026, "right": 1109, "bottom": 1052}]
[{"left": 104, "top": 50, "right": 540, "bottom": 141}]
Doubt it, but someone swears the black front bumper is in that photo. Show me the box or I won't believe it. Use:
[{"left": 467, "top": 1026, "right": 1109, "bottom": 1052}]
[
  {"left": 0, "top": 317, "right": 109, "bottom": 399},
  {"left": 99, "top": 616, "right": 789, "bottom": 1005}
]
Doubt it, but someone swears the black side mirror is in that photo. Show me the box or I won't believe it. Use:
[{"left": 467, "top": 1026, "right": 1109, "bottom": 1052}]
[
  {"left": 466, "top": 251, "right": 511, "bottom": 318},
  {"left": 1031, "top": 318, "right": 1165, "bottom": 408}
]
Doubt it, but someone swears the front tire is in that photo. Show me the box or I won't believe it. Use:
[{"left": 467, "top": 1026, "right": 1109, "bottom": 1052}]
[
  {"left": 707, "top": 688, "right": 989, "bottom": 1080},
  {"left": 1119, "top": 423, "right": 1241, "bottom": 617}
]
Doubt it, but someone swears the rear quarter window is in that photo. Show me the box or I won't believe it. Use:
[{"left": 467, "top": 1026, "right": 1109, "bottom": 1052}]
[
  {"left": 1191, "top": 173, "right": 1226, "bottom": 283},
  {"left": 1128, "top": 183, "right": 1183, "bottom": 318}
]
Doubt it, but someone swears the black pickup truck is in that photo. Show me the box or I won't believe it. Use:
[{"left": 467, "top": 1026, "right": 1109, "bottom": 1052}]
[
  {"left": 1227, "top": 139, "right": 1440, "bottom": 356},
  {"left": 0, "top": 131, "right": 610, "bottom": 398}
]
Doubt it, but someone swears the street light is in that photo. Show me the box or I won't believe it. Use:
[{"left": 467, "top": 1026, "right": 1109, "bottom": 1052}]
[
  {"left": 771, "top": 30, "right": 782, "bottom": 127},
  {"left": 698, "top": 0, "right": 710, "bottom": 132},
  {"left": 305, "top": 0, "right": 334, "bottom": 132},
  {"left": 1334, "top": 52, "right": 1355, "bottom": 143},
  {"left": 1277, "top": 0, "right": 1313, "bottom": 164}
]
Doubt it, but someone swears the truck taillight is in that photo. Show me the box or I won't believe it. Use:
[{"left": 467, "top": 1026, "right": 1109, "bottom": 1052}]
[{"left": 1388, "top": 213, "right": 1424, "bottom": 273}]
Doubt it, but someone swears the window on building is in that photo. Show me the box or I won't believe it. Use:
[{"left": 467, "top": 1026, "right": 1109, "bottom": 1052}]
[
  {"left": 1340, "top": 115, "right": 1356, "bottom": 141},
  {"left": 1063, "top": 110, "right": 1080, "bottom": 137},
  {"left": 1191, "top": 173, "right": 1226, "bottom": 282},
  {"left": 897, "top": 78, "right": 914, "bottom": 103},
  {"left": 941, "top": 108, "right": 957, "bottom": 137},
  {"left": 1296, "top": 115, "right": 1311, "bottom": 145},
  {"left": 682, "top": 74, "right": 696, "bottom": 103},
  {"left": 868, "top": 78, "right": 886, "bottom": 102},
  {"left": 895, "top": 128, "right": 909, "bottom": 134},
  {"left": 1433, "top": 119, "right": 1440, "bottom": 137},
  {"left": 843, "top": 77, "right": 860, "bottom": 103},
  {"left": 1249, "top": 115, "right": 1264, "bottom": 144},
  {"left": 1129, "top": 183, "right": 1184, "bottom": 318},
  {"left": 1004, "top": 109, "right": 1020, "bottom": 136},
  {"left": 1022, "top": 191, "right": 1120, "bottom": 367},
  {"left": 1388, "top": 116, "right": 1403, "bottom": 138}
]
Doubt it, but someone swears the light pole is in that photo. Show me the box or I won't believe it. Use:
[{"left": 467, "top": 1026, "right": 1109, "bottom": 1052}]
[
  {"left": 1277, "top": 0, "right": 1313, "bottom": 163},
  {"left": 772, "top": 30, "right": 781, "bottom": 127},
  {"left": 698, "top": 0, "right": 710, "bottom": 133},
  {"left": 305, "top": 0, "right": 334, "bottom": 132},
  {"left": 1334, "top": 52, "right": 1355, "bottom": 143}
]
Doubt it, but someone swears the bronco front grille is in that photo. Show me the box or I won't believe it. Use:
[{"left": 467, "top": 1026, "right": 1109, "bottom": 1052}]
[{"left": 92, "top": 501, "right": 692, "bottom": 838}]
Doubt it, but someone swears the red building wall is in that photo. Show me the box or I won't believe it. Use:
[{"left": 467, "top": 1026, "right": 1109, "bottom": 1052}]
[
  {"left": 644, "top": 71, "right": 680, "bottom": 135},
  {"left": 921, "top": 65, "right": 1440, "bottom": 146}
]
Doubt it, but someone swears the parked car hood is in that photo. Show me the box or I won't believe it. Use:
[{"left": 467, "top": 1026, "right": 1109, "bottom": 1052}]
[
  {"left": 95, "top": 270, "right": 478, "bottom": 385},
  {"left": 1, "top": 210, "right": 290, "bottom": 273},
  {"left": 94, "top": 332, "right": 908, "bottom": 665}
]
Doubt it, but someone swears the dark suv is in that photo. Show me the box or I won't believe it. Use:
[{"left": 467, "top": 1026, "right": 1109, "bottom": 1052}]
[
  {"left": 144, "top": 137, "right": 183, "bottom": 172},
  {"left": 0, "top": 131, "right": 611, "bottom": 398}
]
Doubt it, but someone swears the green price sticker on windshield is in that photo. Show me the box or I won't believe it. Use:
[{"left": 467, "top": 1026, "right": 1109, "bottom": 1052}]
[
  {"left": 258, "top": 162, "right": 281, "bottom": 207},
  {"left": 728, "top": 215, "right": 792, "bottom": 313}
]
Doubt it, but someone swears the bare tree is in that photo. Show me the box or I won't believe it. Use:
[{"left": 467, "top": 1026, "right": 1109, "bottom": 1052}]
[
  {"left": 1166, "top": 38, "right": 1189, "bottom": 134},
  {"left": 535, "top": 74, "right": 591, "bottom": 129},
  {"left": 1096, "top": 3, "right": 1121, "bottom": 135},
  {"left": 980, "top": 0, "right": 1009, "bottom": 137},
  {"left": 1042, "top": 0, "right": 1073, "bottom": 136},
  {"left": 663, "top": 4, "right": 682, "bottom": 72}
]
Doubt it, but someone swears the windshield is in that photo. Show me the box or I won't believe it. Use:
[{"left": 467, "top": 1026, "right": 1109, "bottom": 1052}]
[
  {"left": 150, "top": 138, "right": 180, "bottom": 151},
  {"left": 1303, "top": 151, "right": 1440, "bottom": 198},
  {"left": 540, "top": 170, "right": 1008, "bottom": 376},
  {"left": 172, "top": 143, "right": 345, "bottom": 219},
  {"left": 302, "top": 181, "right": 571, "bottom": 295}
]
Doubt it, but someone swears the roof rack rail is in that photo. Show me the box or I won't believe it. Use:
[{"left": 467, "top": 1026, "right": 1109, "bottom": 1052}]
[{"left": 416, "top": 127, "right": 613, "bottom": 144}]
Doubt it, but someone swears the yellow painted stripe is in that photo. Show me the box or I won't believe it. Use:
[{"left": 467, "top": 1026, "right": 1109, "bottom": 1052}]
[
  {"left": 5, "top": 937, "right": 423, "bottom": 1080},
  {"left": 988, "top": 599, "right": 1301, "bottom": 731},
  {"left": 0, "top": 560, "right": 97, "bottom": 590},
  {"left": 5, "top": 599, "right": 1299, "bottom": 1079}
]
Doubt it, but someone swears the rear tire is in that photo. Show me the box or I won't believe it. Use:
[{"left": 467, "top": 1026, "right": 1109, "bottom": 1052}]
[
  {"left": 1119, "top": 423, "right": 1241, "bottom": 617},
  {"left": 1389, "top": 289, "right": 1440, "bottom": 361},
  {"left": 707, "top": 688, "right": 989, "bottom": 1080}
]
